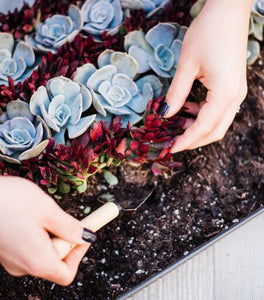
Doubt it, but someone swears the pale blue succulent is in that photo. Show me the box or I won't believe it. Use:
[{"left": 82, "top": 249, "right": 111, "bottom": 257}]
[
  {"left": 25, "top": 5, "right": 83, "bottom": 54},
  {"left": 0, "top": 33, "right": 36, "bottom": 86},
  {"left": 0, "top": 100, "right": 50, "bottom": 164},
  {"left": 73, "top": 50, "right": 163, "bottom": 126},
  {"left": 249, "top": 0, "right": 264, "bottom": 43},
  {"left": 247, "top": 39, "right": 260, "bottom": 65},
  {"left": 81, "top": 0, "right": 124, "bottom": 39},
  {"left": 121, "top": 0, "right": 171, "bottom": 18},
  {"left": 252, "top": 0, "right": 264, "bottom": 23},
  {"left": 29, "top": 76, "right": 96, "bottom": 145},
  {"left": 239, "top": 0, "right": 264, "bottom": 64},
  {"left": 0, "top": 0, "right": 35, "bottom": 14},
  {"left": 124, "top": 22, "right": 186, "bottom": 78}
]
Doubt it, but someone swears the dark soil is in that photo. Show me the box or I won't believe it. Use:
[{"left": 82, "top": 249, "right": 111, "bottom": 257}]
[
  {"left": 1, "top": 51, "right": 263, "bottom": 299},
  {"left": 1, "top": 10, "right": 264, "bottom": 300}
]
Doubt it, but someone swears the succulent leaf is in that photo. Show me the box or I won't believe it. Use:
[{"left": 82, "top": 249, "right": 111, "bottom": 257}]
[
  {"left": 6, "top": 99, "right": 34, "bottom": 122},
  {"left": 73, "top": 64, "right": 97, "bottom": 86},
  {"left": 103, "top": 170, "right": 119, "bottom": 185},
  {"left": 0, "top": 33, "right": 14, "bottom": 53},
  {"left": 190, "top": 0, "right": 206, "bottom": 18},
  {"left": 247, "top": 39, "right": 260, "bottom": 65},
  {"left": 252, "top": 0, "right": 264, "bottom": 24}
]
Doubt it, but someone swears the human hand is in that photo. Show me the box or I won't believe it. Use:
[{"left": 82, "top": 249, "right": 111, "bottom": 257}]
[
  {"left": 0, "top": 176, "right": 96, "bottom": 286},
  {"left": 159, "top": 0, "right": 253, "bottom": 153}
]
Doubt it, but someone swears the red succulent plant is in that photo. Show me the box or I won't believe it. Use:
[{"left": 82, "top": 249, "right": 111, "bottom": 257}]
[
  {"left": 116, "top": 97, "right": 191, "bottom": 175},
  {"left": 32, "top": 117, "right": 125, "bottom": 196}
]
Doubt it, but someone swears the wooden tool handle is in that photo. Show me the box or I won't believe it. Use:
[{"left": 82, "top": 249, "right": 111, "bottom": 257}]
[{"left": 52, "top": 202, "right": 120, "bottom": 260}]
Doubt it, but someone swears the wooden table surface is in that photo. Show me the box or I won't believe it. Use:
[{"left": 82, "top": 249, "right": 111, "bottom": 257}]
[{"left": 120, "top": 208, "right": 264, "bottom": 300}]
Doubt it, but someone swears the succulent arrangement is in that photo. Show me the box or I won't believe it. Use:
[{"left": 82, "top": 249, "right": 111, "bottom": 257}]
[
  {"left": 190, "top": 0, "right": 263, "bottom": 65},
  {"left": 0, "top": 0, "right": 260, "bottom": 197}
]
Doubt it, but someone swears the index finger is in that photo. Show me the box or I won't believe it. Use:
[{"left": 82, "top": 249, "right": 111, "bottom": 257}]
[
  {"left": 170, "top": 92, "right": 227, "bottom": 153},
  {"left": 30, "top": 230, "right": 90, "bottom": 286}
]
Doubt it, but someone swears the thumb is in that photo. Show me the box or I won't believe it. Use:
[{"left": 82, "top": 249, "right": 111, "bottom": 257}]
[
  {"left": 159, "top": 60, "right": 198, "bottom": 118},
  {"left": 44, "top": 201, "right": 97, "bottom": 245}
]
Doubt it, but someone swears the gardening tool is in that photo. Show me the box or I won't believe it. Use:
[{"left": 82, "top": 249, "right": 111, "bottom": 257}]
[{"left": 52, "top": 187, "right": 156, "bottom": 260}]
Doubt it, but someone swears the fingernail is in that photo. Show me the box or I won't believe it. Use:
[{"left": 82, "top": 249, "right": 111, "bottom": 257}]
[
  {"left": 82, "top": 228, "right": 97, "bottom": 243},
  {"left": 157, "top": 100, "right": 170, "bottom": 117}
]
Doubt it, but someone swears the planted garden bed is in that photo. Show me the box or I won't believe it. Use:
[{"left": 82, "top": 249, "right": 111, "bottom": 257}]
[{"left": 0, "top": 0, "right": 264, "bottom": 299}]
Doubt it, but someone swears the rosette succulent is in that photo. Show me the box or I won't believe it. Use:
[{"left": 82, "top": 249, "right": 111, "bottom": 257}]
[
  {"left": 121, "top": 0, "right": 171, "bottom": 18},
  {"left": 0, "top": 100, "right": 50, "bottom": 164},
  {"left": 25, "top": 5, "right": 83, "bottom": 53},
  {"left": 73, "top": 50, "right": 163, "bottom": 126},
  {"left": 124, "top": 22, "right": 186, "bottom": 78},
  {"left": 30, "top": 76, "right": 96, "bottom": 145},
  {"left": 252, "top": 0, "right": 264, "bottom": 24},
  {"left": 249, "top": 0, "right": 264, "bottom": 44},
  {"left": 0, "top": 33, "right": 36, "bottom": 85},
  {"left": 81, "top": 0, "right": 124, "bottom": 39}
]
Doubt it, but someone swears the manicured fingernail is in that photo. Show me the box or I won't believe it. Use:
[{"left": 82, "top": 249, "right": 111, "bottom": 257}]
[
  {"left": 82, "top": 228, "right": 97, "bottom": 243},
  {"left": 157, "top": 100, "right": 169, "bottom": 117}
]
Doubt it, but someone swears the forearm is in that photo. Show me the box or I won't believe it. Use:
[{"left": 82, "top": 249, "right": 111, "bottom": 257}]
[
  {"left": 204, "top": 0, "right": 254, "bottom": 15},
  {"left": 191, "top": 0, "right": 253, "bottom": 61}
]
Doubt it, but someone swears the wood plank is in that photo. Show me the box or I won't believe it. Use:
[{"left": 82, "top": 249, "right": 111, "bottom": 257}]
[
  {"left": 214, "top": 213, "right": 264, "bottom": 300},
  {"left": 121, "top": 210, "right": 264, "bottom": 300},
  {"left": 125, "top": 249, "right": 214, "bottom": 300}
]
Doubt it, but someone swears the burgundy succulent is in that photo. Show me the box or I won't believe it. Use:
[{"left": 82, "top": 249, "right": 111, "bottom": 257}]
[
  {"left": 36, "top": 118, "right": 125, "bottom": 196},
  {"left": 0, "top": 160, "right": 19, "bottom": 176},
  {"left": 116, "top": 97, "right": 191, "bottom": 174}
]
